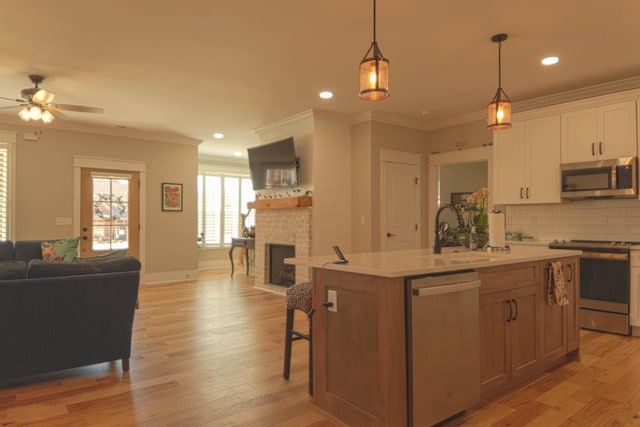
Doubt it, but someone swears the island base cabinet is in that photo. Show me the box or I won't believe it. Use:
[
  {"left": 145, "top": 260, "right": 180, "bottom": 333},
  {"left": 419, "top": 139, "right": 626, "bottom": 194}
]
[
  {"left": 479, "top": 258, "right": 579, "bottom": 402},
  {"left": 311, "top": 269, "right": 407, "bottom": 427}
]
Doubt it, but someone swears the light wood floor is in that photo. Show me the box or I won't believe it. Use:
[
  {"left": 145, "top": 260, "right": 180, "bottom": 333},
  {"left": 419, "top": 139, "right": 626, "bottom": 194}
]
[{"left": 1, "top": 269, "right": 640, "bottom": 426}]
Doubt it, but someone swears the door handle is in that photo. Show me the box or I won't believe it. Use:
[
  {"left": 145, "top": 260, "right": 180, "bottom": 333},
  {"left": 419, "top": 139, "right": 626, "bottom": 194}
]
[
  {"left": 506, "top": 300, "right": 512, "bottom": 322},
  {"left": 520, "top": 187, "right": 524, "bottom": 199},
  {"left": 511, "top": 298, "right": 518, "bottom": 321},
  {"left": 599, "top": 141, "right": 603, "bottom": 155},
  {"left": 592, "top": 142, "right": 595, "bottom": 156},
  {"left": 526, "top": 187, "right": 530, "bottom": 199},
  {"left": 386, "top": 232, "right": 396, "bottom": 238},
  {"left": 567, "top": 264, "right": 573, "bottom": 282}
]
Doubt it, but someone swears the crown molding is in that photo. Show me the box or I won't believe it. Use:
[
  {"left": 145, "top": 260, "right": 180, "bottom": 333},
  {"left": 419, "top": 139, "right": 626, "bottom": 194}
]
[
  {"left": 351, "top": 110, "right": 431, "bottom": 130},
  {"left": 0, "top": 117, "right": 203, "bottom": 146},
  {"left": 424, "top": 75, "right": 640, "bottom": 131},
  {"left": 253, "top": 110, "right": 314, "bottom": 136}
]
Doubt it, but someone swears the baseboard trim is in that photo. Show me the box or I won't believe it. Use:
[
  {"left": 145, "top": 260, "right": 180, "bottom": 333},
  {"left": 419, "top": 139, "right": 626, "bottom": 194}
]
[{"left": 143, "top": 269, "right": 199, "bottom": 285}]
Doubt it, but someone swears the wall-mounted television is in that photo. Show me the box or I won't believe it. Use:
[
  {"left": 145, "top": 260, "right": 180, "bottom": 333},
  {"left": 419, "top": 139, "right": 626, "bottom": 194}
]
[{"left": 247, "top": 137, "right": 299, "bottom": 190}]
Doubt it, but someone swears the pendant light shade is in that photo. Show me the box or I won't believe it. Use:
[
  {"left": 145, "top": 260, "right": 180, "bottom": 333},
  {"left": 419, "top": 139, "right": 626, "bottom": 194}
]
[
  {"left": 487, "top": 33, "right": 511, "bottom": 131},
  {"left": 359, "top": 0, "right": 389, "bottom": 101}
]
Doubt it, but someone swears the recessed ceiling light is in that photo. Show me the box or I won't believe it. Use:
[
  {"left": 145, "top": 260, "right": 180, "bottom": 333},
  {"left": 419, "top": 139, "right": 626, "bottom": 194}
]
[
  {"left": 319, "top": 91, "right": 333, "bottom": 99},
  {"left": 232, "top": 151, "right": 243, "bottom": 158},
  {"left": 213, "top": 133, "right": 224, "bottom": 139},
  {"left": 541, "top": 56, "right": 559, "bottom": 66}
]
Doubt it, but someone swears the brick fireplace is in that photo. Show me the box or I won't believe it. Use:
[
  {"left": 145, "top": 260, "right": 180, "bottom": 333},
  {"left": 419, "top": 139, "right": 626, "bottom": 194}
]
[{"left": 254, "top": 205, "right": 312, "bottom": 294}]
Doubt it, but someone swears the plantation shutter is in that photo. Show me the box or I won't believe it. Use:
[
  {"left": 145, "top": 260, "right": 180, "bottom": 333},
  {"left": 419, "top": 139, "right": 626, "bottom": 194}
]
[{"left": 223, "top": 177, "right": 240, "bottom": 244}]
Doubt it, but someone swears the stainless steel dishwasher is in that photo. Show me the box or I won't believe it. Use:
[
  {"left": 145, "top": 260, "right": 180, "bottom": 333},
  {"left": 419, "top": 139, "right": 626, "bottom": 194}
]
[{"left": 407, "top": 270, "right": 481, "bottom": 427}]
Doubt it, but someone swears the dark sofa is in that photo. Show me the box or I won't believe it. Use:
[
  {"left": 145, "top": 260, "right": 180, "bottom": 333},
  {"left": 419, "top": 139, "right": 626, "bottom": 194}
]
[{"left": 0, "top": 240, "right": 141, "bottom": 381}]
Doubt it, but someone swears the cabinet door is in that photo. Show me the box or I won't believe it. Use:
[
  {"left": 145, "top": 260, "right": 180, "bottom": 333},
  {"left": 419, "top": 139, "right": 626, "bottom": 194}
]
[
  {"left": 565, "top": 257, "right": 580, "bottom": 352},
  {"left": 525, "top": 115, "right": 561, "bottom": 203},
  {"left": 541, "top": 261, "right": 566, "bottom": 364},
  {"left": 493, "top": 121, "right": 526, "bottom": 205},
  {"left": 561, "top": 108, "right": 598, "bottom": 163},
  {"left": 509, "top": 285, "right": 541, "bottom": 384},
  {"left": 479, "top": 290, "right": 511, "bottom": 397},
  {"left": 598, "top": 101, "right": 638, "bottom": 160}
]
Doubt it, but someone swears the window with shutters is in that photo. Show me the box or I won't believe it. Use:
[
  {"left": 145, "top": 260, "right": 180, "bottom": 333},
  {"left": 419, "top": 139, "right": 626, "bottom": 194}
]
[{"left": 197, "top": 173, "right": 255, "bottom": 247}]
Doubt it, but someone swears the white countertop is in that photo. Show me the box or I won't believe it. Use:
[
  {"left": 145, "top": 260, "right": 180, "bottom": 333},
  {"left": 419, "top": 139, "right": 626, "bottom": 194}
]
[{"left": 285, "top": 246, "right": 582, "bottom": 278}]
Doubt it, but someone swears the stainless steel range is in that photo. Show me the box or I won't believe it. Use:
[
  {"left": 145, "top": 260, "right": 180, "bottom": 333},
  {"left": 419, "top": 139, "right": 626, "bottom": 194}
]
[{"left": 549, "top": 239, "right": 635, "bottom": 335}]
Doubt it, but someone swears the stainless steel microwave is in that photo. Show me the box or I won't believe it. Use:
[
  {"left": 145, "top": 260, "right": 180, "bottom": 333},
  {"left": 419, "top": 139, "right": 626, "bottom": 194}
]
[{"left": 561, "top": 157, "right": 637, "bottom": 199}]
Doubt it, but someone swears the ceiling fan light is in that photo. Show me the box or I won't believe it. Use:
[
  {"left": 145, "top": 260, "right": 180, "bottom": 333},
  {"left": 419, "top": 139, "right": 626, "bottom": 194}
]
[
  {"left": 41, "top": 110, "right": 54, "bottom": 123},
  {"left": 18, "top": 107, "right": 31, "bottom": 121},
  {"left": 29, "top": 106, "right": 42, "bottom": 120},
  {"left": 32, "top": 88, "right": 55, "bottom": 105}
]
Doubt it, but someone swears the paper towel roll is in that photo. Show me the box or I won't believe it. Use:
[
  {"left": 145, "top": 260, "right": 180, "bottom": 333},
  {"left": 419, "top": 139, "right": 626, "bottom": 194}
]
[{"left": 489, "top": 211, "right": 506, "bottom": 248}]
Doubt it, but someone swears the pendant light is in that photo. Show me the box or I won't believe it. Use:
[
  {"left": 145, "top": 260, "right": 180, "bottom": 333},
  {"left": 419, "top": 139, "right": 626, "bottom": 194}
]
[
  {"left": 359, "top": 0, "right": 389, "bottom": 101},
  {"left": 487, "top": 33, "right": 511, "bottom": 130}
]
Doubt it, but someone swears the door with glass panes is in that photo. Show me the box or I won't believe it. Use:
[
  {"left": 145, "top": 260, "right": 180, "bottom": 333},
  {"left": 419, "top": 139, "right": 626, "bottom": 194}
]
[{"left": 80, "top": 168, "right": 140, "bottom": 258}]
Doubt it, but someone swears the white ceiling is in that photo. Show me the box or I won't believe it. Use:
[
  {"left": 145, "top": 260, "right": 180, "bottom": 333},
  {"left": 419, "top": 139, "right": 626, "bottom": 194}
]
[{"left": 0, "top": 1, "right": 639, "bottom": 161}]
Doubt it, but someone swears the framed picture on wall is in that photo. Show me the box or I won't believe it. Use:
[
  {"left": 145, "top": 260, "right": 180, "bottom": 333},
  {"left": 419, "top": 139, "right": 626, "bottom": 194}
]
[
  {"left": 450, "top": 192, "right": 474, "bottom": 210},
  {"left": 162, "top": 183, "right": 183, "bottom": 211}
]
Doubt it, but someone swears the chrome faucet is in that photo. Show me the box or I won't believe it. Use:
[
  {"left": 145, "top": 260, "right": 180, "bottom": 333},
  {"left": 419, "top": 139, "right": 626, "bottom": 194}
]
[{"left": 433, "top": 203, "right": 465, "bottom": 254}]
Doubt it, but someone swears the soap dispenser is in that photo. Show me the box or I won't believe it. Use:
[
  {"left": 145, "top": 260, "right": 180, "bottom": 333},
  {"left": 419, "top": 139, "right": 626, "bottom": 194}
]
[{"left": 469, "top": 226, "right": 478, "bottom": 251}]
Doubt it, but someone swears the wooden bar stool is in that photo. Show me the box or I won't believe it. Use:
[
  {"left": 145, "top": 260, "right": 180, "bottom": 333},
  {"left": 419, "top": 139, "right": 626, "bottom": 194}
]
[{"left": 283, "top": 281, "right": 313, "bottom": 396}]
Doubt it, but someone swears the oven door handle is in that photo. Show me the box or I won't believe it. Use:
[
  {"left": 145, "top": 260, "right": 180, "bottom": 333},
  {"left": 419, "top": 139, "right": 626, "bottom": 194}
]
[{"left": 580, "top": 252, "right": 629, "bottom": 261}]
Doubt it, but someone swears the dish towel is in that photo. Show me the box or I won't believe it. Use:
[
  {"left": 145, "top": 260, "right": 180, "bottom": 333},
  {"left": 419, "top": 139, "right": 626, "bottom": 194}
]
[{"left": 548, "top": 261, "right": 569, "bottom": 306}]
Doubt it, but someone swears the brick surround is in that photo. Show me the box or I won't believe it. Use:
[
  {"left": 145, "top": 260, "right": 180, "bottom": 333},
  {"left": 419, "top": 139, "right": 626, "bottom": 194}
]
[{"left": 254, "top": 207, "right": 312, "bottom": 294}]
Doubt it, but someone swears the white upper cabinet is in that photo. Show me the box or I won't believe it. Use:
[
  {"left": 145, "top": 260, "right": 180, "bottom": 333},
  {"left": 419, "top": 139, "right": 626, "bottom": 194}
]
[
  {"left": 561, "top": 100, "right": 637, "bottom": 163},
  {"left": 493, "top": 115, "right": 561, "bottom": 205}
]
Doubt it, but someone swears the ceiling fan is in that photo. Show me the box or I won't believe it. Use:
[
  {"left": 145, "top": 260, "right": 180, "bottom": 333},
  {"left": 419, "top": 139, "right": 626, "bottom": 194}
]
[{"left": 0, "top": 74, "right": 103, "bottom": 123}]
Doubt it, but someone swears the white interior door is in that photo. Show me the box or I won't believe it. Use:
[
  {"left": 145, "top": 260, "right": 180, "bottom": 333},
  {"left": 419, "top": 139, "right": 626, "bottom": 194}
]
[{"left": 381, "top": 156, "right": 420, "bottom": 251}]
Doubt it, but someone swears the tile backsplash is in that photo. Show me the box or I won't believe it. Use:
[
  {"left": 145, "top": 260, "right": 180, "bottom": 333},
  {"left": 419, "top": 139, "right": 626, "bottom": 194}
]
[{"left": 504, "top": 198, "right": 640, "bottom": 243}]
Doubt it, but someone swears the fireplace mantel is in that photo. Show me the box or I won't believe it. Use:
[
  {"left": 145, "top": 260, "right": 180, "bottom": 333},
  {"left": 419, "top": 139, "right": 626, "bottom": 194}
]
[{"left": 248, "top": 196, "right": 312, "bottom": 210}]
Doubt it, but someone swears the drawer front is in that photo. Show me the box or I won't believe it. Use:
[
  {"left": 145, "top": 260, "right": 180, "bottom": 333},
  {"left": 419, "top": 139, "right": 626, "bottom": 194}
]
[{"left": 479, "top": 262, "right": 539, "bottom": 295}]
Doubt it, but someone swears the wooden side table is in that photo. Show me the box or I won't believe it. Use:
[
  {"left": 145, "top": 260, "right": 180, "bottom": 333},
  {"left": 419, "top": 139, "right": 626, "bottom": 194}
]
[{"left": 229, "top": 237, "right": 255, "bottom": 277}]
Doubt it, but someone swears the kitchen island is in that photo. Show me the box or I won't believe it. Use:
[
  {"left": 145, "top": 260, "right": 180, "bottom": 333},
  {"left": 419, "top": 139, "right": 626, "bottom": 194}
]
[{"left": 286, "top": 246, "right": 581, "bottom": 427}]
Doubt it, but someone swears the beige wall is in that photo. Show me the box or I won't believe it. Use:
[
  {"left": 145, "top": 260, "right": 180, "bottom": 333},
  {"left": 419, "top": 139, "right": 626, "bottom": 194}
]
[
  {"left": 311, "top": 112, "right": 351, "bottom": 256},
  {"left": 7, "top": 124, "right": 198, "bottom": 282},
  {"left": 369, "top": 121, "right": 429, "bottom": 250},
  {"left": 351, "top": 121, "right": 373, "bottom": 253}
]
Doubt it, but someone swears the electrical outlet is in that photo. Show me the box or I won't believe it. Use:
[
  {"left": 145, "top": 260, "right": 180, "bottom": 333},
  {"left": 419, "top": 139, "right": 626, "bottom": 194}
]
[{"left": 327, "top": 289, "right": 337, "bottom": 312}]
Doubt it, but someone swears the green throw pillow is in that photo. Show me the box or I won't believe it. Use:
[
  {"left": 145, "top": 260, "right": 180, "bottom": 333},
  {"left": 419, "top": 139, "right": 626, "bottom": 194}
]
[
  {"left": 73, "top": 249, "right": 128, "bottom": 263},
  {"left": 41, "top": 237, "right": 80, "bottom": 262}
]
